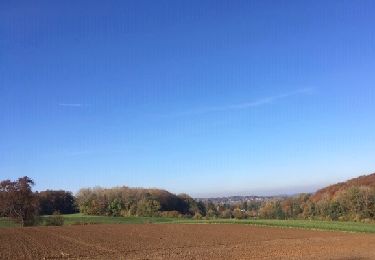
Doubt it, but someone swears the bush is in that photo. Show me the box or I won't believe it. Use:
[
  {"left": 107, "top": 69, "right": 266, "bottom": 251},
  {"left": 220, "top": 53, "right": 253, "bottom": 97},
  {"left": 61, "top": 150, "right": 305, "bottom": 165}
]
[
  {"left": 193, "top": 212, "right": 202, "bottom": 220},
  {"left": 44, "top": 212, "right": 64, "bottom": 226},
  {"left": 108, "top": 198, "right": 123, "bottom": 216},
  {"left": 206, "top": 209, "right": 218, "bottom": 218},
  {"left": 259, "top": 200, "right": 285, "bottom": 219},
  {"left": 362, "top": 218, "right": 373, "bottom": 223},
  {"left": 233, "top": 208, "right": 246, "bottom": 219},
  {"left": 24, "top": 216, "right": 41, "bottom": 227},
  {"left": 136, "top": 199, "right": 161, "bottom": 217},
  {"left": 160, "top": 211, "right": 182, "bottom": 218},
  {"left": 220, "top": 209, "right": 232, "bottom": 219}
]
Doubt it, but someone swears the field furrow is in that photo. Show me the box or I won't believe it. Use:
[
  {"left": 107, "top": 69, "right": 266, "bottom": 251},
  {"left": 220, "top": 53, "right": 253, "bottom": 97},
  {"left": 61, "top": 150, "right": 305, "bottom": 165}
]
[{"left": 1, "top": 224, "right": 375, "bottom": 259}]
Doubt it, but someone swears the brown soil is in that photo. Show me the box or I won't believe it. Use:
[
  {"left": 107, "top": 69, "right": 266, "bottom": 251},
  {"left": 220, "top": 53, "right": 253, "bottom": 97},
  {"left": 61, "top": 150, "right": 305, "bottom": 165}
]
[{"left": 0, "top": 224, "right": 374, "bottom": 259}]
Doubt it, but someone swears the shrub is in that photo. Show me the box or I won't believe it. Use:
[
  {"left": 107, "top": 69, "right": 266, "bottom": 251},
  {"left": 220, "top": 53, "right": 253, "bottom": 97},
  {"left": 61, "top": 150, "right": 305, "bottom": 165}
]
[
  {"left": 136, "top": 199, "right": 161, "bottom": 217},
  {"left": 193, "top": 212, "right": 202, "bottom": 220},
  {"left": 108, "top": 198, "right": 123, "bottom": 216},
  {"left": 160, "top": 211, "right": 181, "bottom": 218},
  {"left": 44, "top": 212, "right": 64, "bottom": 226},
  {"left": 24, "top": 216, "right": 41, "bottom": 227},
  {"left": 259, "top": 200, "right": 285, "bottom": 219},
  {"left": 206, "top": 209, "right": 218, "bottom": 218},
  {"left": 232, "top": 208, "right": 246, "bottom": 219},
  {"left": 220, "top": 209, "right": 232, "bottom": 219}
]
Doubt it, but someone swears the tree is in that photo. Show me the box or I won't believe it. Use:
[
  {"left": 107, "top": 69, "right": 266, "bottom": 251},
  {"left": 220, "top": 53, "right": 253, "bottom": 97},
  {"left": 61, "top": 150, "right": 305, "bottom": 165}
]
[
  {"left": 241, "top": 201, "right": 248, "bottom": 211},
  {"left": 281, "top": 199, "right": 293, "bottom": 219},
  {"left": 76, "top": 187, "right": 109, "bottom": 215},
  {"left": 233, "top": 208, "right": 246, "bottom": 219},
  {"left": 177, "top": 194, "right": 205, "bottom": 216},
  {"left": 220, "top": 209, "right": 232, "bottom": 219},
  {"left": 38, "top": 190, "right": 77, "bottom": 215},
  {"left": 301, "top": 200, "right": 316, "bottom": 219},
  {"left": 197, "top": 201, "right": 207, "bottom": 217},
  {"left": 108, "top": 198, "right": 124, "bottom": 216},
  {"left": 315, "top": 194, "right": 343, "bottom": 220},
  {"left": 193, "top": 212, "right": 202, "bottom": 220},
  {"left": 335, "top": 186, "right": 375, "bottom": 220},
  {"left": 76, "top": 187, "right": 193, "bottom": 216},
  {"left": 206, "top": 209, "right": 218, "bottom": 218},
  {"left": 136, "top": 199, "right": 160, "bottom": 217},
  {"left": 259, "top": 200, "right": 285, "bottom": 219},
  {"left": 0, "top": 176, "right": 39, "bottom": 226}
]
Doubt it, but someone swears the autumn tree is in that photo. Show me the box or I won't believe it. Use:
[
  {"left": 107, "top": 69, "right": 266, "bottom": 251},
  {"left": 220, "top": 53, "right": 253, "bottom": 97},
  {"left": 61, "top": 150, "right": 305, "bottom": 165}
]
[
  {"left": 136, "top": 198, "right": 161, "bottom": 217},
  {"left": 335, "top": 186, "right": 375, "bottom": 220},
  {"left": 205, "top": 201, "right": 218, "bottom": 218},
  {"left": 76, "top": 187, "right": 194, "bottom": 217},
  {"left": 232, "top": 208, "right": 246, "bottom": 219},
  {"left": 38, "top": 190, "right": 77, "bottom": 215},
  {"left": 108, "top": 198, "right": 124, "bottom": 216},
  {"left": 259, "top": 200, "right": 285, "bottom": 219},
  {"left": 220, "top": 209, "right": 232, "bottom": 218},
  {"left": 0, "top": 176, "right": 39, "bottom": 226},
  {"left": 177, "top": 193, "right": 205, "bottom": 216}
]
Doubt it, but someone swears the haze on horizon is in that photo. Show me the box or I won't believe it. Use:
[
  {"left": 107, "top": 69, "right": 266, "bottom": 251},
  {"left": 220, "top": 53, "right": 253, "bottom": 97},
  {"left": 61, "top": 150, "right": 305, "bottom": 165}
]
[{"left": 1, "top": 1, "right": 375, "bottom": 197}]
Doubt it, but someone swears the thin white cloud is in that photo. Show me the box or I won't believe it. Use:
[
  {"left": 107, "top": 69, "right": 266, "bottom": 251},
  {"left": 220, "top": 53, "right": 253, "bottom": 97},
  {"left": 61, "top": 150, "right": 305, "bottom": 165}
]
[
  {"left": 163, "top": 88, "right": 313, "bottom": 117},
  {"left": 58, "top": 103, "right": 86, "bottom": 107}
]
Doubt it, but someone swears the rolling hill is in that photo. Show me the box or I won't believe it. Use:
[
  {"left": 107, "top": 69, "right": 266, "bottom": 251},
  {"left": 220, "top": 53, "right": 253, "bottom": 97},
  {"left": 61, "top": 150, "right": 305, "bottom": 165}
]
[{"left": 311, "top": 173, "right": 375, "bottom": 201}]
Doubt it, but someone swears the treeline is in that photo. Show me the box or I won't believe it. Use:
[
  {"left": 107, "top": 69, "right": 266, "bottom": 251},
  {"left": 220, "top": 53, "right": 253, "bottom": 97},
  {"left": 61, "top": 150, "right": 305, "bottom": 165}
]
[
  {"left": 76, "top": 187, "right": 205, "bottom": 217},
  {"left": 206, "top": 186, "right": 375, "bottom": 222},
  {"left": 1, "top": 175, "right": 375, "bottom": 226},
  {"left": 0, "top": 177, "right": 77, "bottom": 226},
  {"left": 38, "top": 190, "right": 77, "bottom": 215},
  {"left": 0, "top": 177, "right": 206, "bottom": 225},
  {"left": 200, "top": 174, "right": 375, "bottom": 222},
  {"left": 66, "top": 182, "right": 375, "bottom": 222}
]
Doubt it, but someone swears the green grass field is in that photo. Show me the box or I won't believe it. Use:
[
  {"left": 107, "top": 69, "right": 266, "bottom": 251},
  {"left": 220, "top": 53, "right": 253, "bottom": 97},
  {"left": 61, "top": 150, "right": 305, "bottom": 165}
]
[
  {"left": 192, "top": 218, "right": 375, "bottom": 233},
  {"left": 1, "top": 214, "right": 375, "bottom": 233},
  {"left": 59, "top": 213, "right": 178, "bottom": 225},
  {"left": 0, "top": 218, "right": 21, "bottom": 228}
]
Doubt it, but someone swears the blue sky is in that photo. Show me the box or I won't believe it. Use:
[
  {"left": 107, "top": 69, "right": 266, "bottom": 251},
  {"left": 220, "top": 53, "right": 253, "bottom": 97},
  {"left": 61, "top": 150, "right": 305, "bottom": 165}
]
[{"left": 1, "top": 1, "right": 375, "bottom": 196}]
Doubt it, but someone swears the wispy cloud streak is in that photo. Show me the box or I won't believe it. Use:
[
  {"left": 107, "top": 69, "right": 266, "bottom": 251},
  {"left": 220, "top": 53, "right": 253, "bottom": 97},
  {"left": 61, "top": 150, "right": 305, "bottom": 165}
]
[{"left": 163, "top": 88, "right": 313, "bottom": 117}]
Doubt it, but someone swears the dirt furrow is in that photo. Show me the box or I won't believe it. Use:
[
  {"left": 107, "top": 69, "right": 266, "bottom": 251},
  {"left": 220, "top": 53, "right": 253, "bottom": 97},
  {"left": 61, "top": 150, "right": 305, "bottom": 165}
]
[{"left": 0, "top": 224, "right": 374, "bottom": 259}]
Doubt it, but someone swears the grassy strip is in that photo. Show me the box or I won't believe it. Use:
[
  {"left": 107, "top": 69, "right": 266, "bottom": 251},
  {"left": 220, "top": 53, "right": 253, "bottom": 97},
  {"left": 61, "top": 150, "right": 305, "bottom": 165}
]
[
  {"left": 59, "top": 213, "right": 177, "bottom": 225},
  {"left": 0, "top": 218, "right": 20, "bottom": 228},
  {"left": 2, "top": 214, "right": 375, "bottom": 233},
  {"left": 168, "top": 218, "right": 375, "bottom": 233},
  {"left": 60, "top": 214, "right": 375, "bottom": 233}
]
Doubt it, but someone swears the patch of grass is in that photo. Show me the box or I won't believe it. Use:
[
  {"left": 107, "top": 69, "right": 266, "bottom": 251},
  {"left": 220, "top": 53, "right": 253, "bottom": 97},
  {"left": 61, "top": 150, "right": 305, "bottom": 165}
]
[
  {"left": 44, "top": 214, "right": 65, "bottom": 226},
  {"left": 243, "top": 219, "right": 375, "bottom": 233},
  {"left": 59, "top": 215, "right": 375, "bottom": 233},
  {"left": 166, "top": 218, "right": 375, "bottom": 233},
  {"left": 2, "top": 214, "right": 375, "bottom": 233},
  {"left": 0, "top": 218, "right": 20, "bottom": 228},
  {"left": 59, "top": 213, "right": 177, "bottom": 225}
]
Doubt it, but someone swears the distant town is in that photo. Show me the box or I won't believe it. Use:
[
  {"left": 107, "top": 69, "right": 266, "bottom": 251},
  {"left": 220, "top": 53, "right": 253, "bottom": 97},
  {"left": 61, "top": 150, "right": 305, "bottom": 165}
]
[{"left": 196, "top": 195, "right": 284, "bottom": 205}]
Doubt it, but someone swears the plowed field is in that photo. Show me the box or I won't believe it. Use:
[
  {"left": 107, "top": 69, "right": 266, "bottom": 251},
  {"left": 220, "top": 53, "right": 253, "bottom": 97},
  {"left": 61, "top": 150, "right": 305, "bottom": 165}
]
[{"left": 0, "top": 224, "right": 374, "bottom": 259}]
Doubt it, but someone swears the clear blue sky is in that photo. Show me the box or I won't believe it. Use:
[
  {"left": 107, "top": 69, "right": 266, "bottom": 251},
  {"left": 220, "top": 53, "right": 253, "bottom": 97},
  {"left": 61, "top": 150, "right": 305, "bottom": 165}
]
[{"left": 1, "top": 1, "right": 375, "bottom": 196}]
